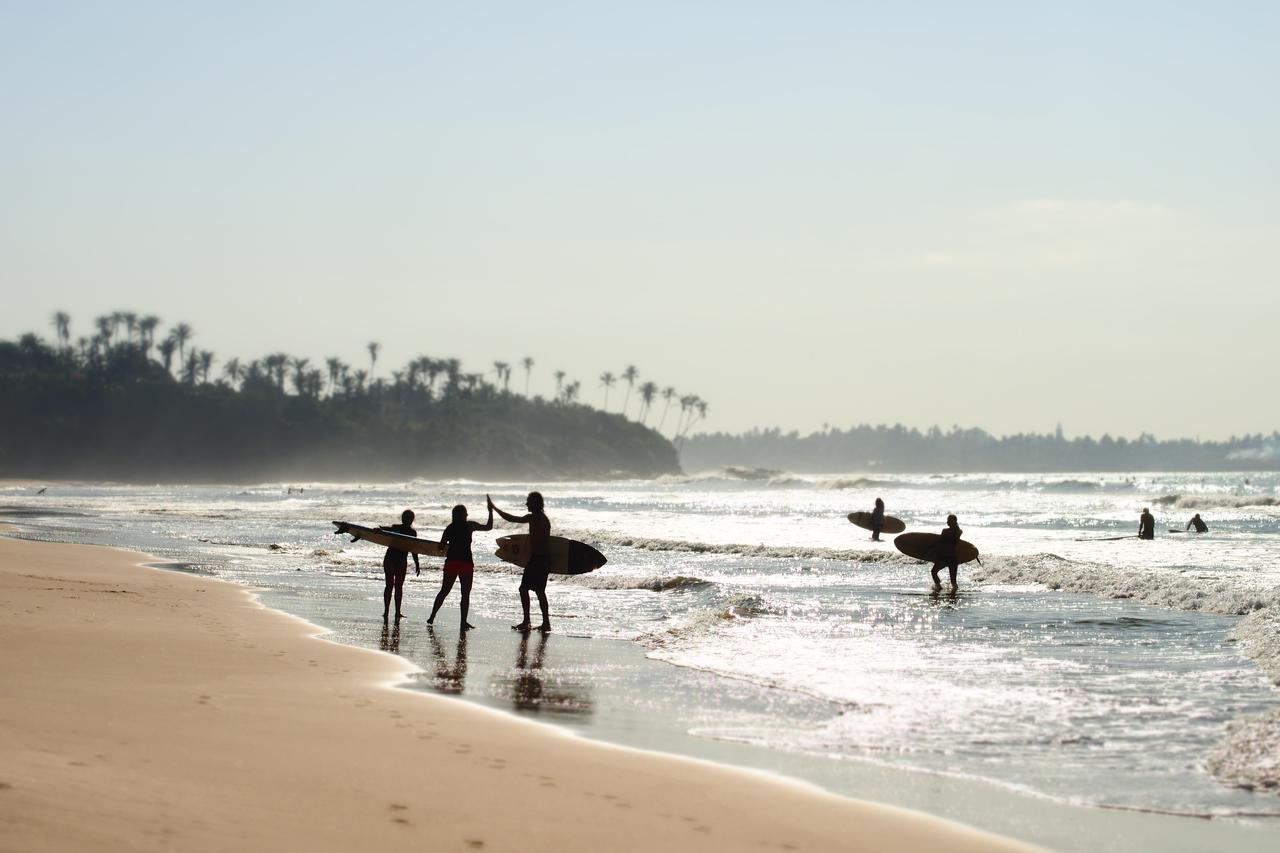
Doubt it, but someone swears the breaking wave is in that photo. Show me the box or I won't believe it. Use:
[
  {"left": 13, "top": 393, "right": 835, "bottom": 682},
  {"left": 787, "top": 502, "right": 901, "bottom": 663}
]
[
  {"left": 1150, "top": 494, "right": 1279, "bottom": 509},
  {"left": 574, "top": 530, "right": 915, "bottom": 565},
  {"left": 564, "top": 574, "right": 714, "bottom": 592}
]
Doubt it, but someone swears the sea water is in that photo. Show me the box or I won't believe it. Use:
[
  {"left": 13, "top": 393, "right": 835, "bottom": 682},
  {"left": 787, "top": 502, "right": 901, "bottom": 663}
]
[{"left": 4, "top": 471, "right": 1280, "bottom": 839}]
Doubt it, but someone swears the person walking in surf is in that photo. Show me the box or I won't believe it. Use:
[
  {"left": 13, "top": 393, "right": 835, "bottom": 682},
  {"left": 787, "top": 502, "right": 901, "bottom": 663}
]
[
  {"left": 870, "top": 497, "right": 886, "bottom": 541},
  {"left": 380, "top": 509, "right": 420, "bottom": 621},
  {"left": 427, "top": 502, "right": 493, "bottom": 633},
  {"left": 488, "top": 491, "right": 553, "bottom": 633},
  {"left": 1138, "top": 508, "right": 1155, "bottom": 540},
  {"left": 931, "top": 514, "right": 963, "bottom": 591}
]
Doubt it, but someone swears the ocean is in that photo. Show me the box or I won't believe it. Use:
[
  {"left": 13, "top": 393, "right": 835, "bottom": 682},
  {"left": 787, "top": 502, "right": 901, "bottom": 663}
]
[{"left": 4, "top": 470, "right": 1279, "bottom": 850}]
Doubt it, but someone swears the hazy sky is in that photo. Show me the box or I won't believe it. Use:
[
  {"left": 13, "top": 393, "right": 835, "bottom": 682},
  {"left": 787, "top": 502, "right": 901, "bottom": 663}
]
[{"left": 3, "top": 2, "right": 1277, "bottom": 440}]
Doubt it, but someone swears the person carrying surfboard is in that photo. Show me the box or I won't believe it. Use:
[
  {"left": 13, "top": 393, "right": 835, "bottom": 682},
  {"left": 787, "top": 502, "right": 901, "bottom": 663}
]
[
  {"left": 931, "top": 515, "right": 963, "bottom": 591},
  {"left": 1138, "top": 508, "right": 1155, "bottom": 540},
  {"left": 380, "top": 509, "right": 420, "bottom": 621},
  {"left": 488, "top": 492, "right": 553, "bottom": 633},
  {"left": 427, "top": 503, "right": 494, "bottom": 633},
  {"left": 870, "top": 498, "right": 886, "bottom": 541}
]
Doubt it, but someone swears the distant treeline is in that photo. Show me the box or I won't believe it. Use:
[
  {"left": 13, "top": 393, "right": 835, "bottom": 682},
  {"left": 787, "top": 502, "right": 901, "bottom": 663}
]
[
  {"left": 0, "top": 319, "right": 679, "bottom": 482},
  {"left": 681, "top": 424, "right": 1280, "bottom": 473}
]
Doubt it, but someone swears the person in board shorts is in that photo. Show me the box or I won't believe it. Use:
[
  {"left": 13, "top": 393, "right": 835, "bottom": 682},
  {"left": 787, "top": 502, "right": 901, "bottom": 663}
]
[
  {"left": 489, "top": 491, "right": 553, "bottom": 633},
  {"left": 870, "top": 497, "right": 886, "bottom": 541},
  {"left": 380, "top": 509, "right": 420, "bottom": 621},
  {"left": 427, "top": 502, "right": 493, "bottom": 633},
  {"left": 931, "top": 514, "right": 963, "bottom": 592}
]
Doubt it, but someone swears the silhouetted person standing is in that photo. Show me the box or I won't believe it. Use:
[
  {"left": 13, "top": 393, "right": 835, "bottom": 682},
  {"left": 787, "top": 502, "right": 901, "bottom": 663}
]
[
  {"left": 1186, "top": 513, "right": 1208, "bottom": 533},
  {"left": 380, "top": 509, "right": 420, "bottom": 621},
  {"left": 489, "top": 492, "right": 553, "bottom": 633},
  {"left": 870, "top": 498, "right": 886, "bottom": 541},
  {"left": 427, "top": 502, "right": 493, "bottom": 633},
  {"left": 931, "top": 514, "right": 963, "bottom": 591},
  {"left": 1138, "top": 508, "right": 1155, "bottom": 540}
]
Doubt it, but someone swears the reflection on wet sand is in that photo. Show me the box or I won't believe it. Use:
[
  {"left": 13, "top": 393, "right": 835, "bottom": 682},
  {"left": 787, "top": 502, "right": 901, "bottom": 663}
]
[
  {"left": 493, "top": 632, "right": 594, "bottom": 717},
  {"left": 379, "top": 621, "right": 401, "bottom": 655},
  {"left": 425, "top": 629, "right": 469, "bottom": 695}
]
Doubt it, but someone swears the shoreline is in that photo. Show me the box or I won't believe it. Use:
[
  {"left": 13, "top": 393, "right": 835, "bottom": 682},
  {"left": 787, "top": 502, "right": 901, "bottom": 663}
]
[{"left": 0, "top": 535, "right": 1038, "bottom": 852}]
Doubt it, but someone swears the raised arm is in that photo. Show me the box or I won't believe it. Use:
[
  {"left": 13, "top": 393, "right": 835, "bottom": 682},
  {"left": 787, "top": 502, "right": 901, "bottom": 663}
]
[
  {"left": 487, "top": 494, "right": 529, "bottom": 525},
  {"left": 471, "top": 504, "right": 494, "bottom": 532}
]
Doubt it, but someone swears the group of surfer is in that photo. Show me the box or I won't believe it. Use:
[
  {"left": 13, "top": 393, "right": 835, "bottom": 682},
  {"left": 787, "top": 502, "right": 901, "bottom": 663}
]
[
  {"left": 861, "top": 498, "right": 965, "bottom": 592},
  {"left": 380, "top": 492, "right": 554, "bottom": 635},
  {"left": 1138, "top": 508, "right": 1209, "bottom": 539}
]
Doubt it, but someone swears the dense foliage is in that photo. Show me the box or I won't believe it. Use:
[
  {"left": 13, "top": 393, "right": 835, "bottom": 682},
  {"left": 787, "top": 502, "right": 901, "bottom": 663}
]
[
  {"left": 682, "top": 423, "right": 1280, "bottom": 473},
  {"left": 0, "top": 322, "right": 679, "bottom": 482}
]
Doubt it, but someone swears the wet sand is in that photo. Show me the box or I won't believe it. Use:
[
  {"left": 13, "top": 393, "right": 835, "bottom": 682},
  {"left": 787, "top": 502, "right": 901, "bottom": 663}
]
[{"left": 0, "top": 536, "right": 1038, "bottom": 852}]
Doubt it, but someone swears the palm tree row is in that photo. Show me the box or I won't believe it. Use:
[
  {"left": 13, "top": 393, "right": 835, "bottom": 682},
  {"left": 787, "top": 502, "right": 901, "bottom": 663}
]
[
  {"left": 596, "top": 364, "right": 707, "bottom": 441},
  {"left": 36, "top": 313, "right": 708, "bottom": 436}
]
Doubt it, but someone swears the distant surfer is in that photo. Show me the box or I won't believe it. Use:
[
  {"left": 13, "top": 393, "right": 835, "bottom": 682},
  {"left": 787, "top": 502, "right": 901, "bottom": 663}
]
[
  {"left": 489, "top": 492, "right": 553, "bottom": 633},
  {"left": 380, "top": 510, "right": 420, "bottom": 621},
  {"left": 1186, "top": 513, "right": 1208, "bottom": 533},
  {"left": 1138, "top": 508, "right": 1155, "bottom": 540},
  {"left": 427, "top": 503, "right": 494, "bottom": 633},
  {"left": 870, "top": 498, "right": 886, "bottom": 541},
  {"left": 931, "top": 515, "right": 963, "bottom": 591}
]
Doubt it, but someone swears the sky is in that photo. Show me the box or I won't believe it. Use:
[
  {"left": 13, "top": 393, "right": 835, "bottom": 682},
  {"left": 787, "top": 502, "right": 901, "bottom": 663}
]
[{"left": 2, "top": 1, "right": 1277, "bottom": 441}]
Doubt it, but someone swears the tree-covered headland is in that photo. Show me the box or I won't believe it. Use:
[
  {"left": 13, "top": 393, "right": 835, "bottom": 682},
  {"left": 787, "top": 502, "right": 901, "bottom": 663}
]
[
  {"left": 682, "top": 423, "right": 1280, "bottom": 474},
  {"left": 0, "top": 312, "right": 699, "bottom": 482}
]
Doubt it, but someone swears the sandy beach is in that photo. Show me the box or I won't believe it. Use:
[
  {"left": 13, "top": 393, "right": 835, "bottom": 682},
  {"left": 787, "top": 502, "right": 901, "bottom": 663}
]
[{"left": 0, "top": 536, "right": 1039, "bottom": 852}]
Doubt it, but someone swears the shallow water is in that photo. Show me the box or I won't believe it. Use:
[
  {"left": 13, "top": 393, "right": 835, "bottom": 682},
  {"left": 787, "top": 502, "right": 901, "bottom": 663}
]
[{"left": 4, "top": 471, "right": 1280, "bottom": 839}]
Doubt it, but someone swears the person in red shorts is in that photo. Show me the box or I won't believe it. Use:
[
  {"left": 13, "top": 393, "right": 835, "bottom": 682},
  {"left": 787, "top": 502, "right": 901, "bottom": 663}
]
[{"left": 427, "top": 502, "right": 493, "bottom": 633}]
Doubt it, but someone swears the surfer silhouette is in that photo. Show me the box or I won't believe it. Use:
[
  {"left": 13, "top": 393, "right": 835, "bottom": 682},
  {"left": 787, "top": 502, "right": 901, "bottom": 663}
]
[
  {"left": 489, "top": 492, "right": 553, "bottom": 633},
  {"left": 870, "top": 498, "right": 886, "bottom": 541},
  {"left": 1138, "top": 508, "right": 1155, "bottom": 540},
  {"left": 379, "top": 509, "right": 420, "bottom": 621},
  {"left": 1186, "top": 513, "right": 1208, "bottom": 533},
  {"left": 931, "top": 514, "right": 963, "bottom": 591},
  {"left": 427, "top": 503, "right": 493, "bottom": 633}
]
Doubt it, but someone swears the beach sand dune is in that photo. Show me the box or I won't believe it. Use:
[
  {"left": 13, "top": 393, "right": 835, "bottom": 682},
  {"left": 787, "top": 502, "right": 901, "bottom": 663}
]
[{"left": 0, "top": 537, "right": 1037, "bottom": 852}]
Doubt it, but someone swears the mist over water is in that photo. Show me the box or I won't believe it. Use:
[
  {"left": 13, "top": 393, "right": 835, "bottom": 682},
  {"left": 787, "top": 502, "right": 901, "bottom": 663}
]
[{"left": 5, "top": 470, "right": 1280, "bottom": 823}]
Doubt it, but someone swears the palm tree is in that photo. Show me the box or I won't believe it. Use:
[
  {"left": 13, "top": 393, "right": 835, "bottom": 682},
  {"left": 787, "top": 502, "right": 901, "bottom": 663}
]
[
  {"left": 50, "top": 311, "right": 71, "bottom": 350},
  {"left": 493, "top": 361, "right": 509, "bottom": 392},
  {"left": 198, "top": 350, "right": 215, "bottom": 384},
  {"left": 679, "top": 398, "right": 708, "bottom": 438},
  {"left": 674, "top": 394, "right": 696, "bottom": 437},
  {"left": 367, "top": 341, "right": 380, "bottom": 378},
  {"left": 263, "top": 353, "right": 288, "bottom": 391},
  {"left": 223, "top": 358, "right": 243, "bottom": 388},
  {"left": 443, "top": 358, "right": 461, "bottom": 395},
  {"left": 599, "top": 371, "right": 616, "bottom": 411},
  {"left": 157, "top": 338, "right": 176, "bottom": 375},
  {"left": 291, "top": 357, "right": 311, "bottom": 395},
  {"left": 139, "top": 315, "right": 160, "bottom": 357},
  {"left": 657, "top": 387, "right": 678, "bottom": 432},
  {"left": 353, "top": 369, "right": 368, "bottom": 394},
  {"left": 564, "top": 380, "right": 580, "bottom": 404},
  {"left": 620, "top": 365, "right": 639, "bottom": 417},
  {"left": 323, "top": 358, "right": 342, "bottom": 396},
  {"left": 171, "top": 323, "right": 193, "bottom": 366},
  {"left": 553, "top": 370, "right": 566, "bottom": 401},
  {"left": 95, "top": 315, "right": 113, "bottom": 349},
  {"left": 182, "top": 350, "right": 199, "bottom": 384},
  {"left": 522, "top": 356, "right": 535, "bottom": 396},
  {"left": 638, "top": 381, "right": 658, "bottom": 424},
  {"left": 122, "top": 312, "right": 138, "bottom": 345}
]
